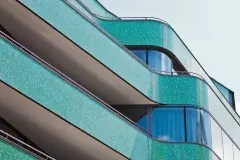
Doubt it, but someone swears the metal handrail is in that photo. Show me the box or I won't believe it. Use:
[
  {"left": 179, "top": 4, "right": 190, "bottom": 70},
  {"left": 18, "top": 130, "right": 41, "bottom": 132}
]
[
  {"left": 0, "top": 31, "right": 152, "bottom": 137},
  {"left": 0, "top": 16, "right": 235, "bottom": 160},
  {"left": 6, "top": 0, "right": 240, "bottom": 157},
  {"left": 0, "top": 130, "right": 55, "bottom": 160},
  {"left": 73, "top": 0, "right": 240, "bottom": 123},
  {"left": 0, "top": 32, "right": 222, "bottom": 160}
]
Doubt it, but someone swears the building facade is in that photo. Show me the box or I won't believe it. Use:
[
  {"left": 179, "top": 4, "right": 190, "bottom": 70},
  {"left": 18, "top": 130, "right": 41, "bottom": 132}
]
[{"left": 0, "top": 0, "right": 239, "bottom": 159}]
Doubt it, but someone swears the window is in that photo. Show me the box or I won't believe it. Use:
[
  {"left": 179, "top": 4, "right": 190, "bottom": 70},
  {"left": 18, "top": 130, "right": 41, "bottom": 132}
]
[
  {"left": 152, "top": 107, "right": 185, "bottom": 142},
  {"left": 114, "top": 105, "right": 239, "bottom": 159},
  {"left": 229, "top": 91, "right": 235, "bottom": 109},
  {"left": 131, "top": 50, "right": 147, "bottom": 63},
  {"left": 186, "top": 108, "right": 211, "bottom": 147},
  {"left": 130, "top": 49, "right": 173, "bottom": 74},
  {"left": 148, "top": 50, "right": 172, "bottom": 73},
  {"left": 115, "top": 107, "right": 150, "bottom": 133}
]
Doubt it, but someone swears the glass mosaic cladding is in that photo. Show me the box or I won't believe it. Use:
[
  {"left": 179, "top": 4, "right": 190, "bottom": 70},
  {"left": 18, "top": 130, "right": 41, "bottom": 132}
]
[
  {"left": 0, "top": 32, "right": 221, "bottom": 159},
  {"left": 0, "top": 138, "right": 37, "bottom": 160},
  {"left": 19, "top": 0, "right": 240, "bottom": 149}
]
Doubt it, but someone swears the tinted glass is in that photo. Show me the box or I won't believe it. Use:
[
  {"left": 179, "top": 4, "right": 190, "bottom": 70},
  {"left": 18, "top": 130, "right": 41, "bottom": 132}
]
[
  {"left": 148, "top": 50, "right": 172, "bottom": 73},
  {"left": 152, "top": 107, "right": 185, "bottom": 142},
  {"left": 131, "top": 50, "right": 147, "bottom": 63},
  {"left": 222, "top": 131, "right": 234, "bottom": 160},
  {"left": 186, "top": 108, "right": 211, "bottom": 146},
  {"left": 115, "top": 107, "right": 149, "bottom": 133},
  {"left": 201, "top": 110, "right": 212, "bottom": 147},
  {"left": 229, "top": 92, "right": 234, "bottom": 107}
]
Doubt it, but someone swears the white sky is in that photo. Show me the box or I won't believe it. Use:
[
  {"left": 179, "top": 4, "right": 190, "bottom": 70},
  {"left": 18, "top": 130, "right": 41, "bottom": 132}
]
[{"left": 99, "top": 0, "right": 240, "bottom": 115}]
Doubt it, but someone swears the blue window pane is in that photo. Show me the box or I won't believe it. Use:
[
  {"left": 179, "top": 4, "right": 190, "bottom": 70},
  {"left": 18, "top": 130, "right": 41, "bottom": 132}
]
[
  {"left": 152, "top": 107, "right": 185, "bottom": 142},
  {"left": 130, "top": 50, "right": 147, "bottom": 63},
  {"left": 229, "top": 92, "right": 234, "bottom": 107},
  {"left": 201, "top": 110, "right": 212, "bottom": 147},
  {"left": 148, "top": 50, "right": 172, "bottom": 73},
  {"left": 115, "top": 107, "right": 150, "bottom": 134},
  {"left": 186, "top": 108, "right": 212, "bottom": 147},
  {"left": 137, "top": 114, "right": 149, "bottom": 133}
]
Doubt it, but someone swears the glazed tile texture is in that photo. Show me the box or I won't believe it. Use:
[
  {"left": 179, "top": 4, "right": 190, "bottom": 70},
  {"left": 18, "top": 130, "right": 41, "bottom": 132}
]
[
  {"left": 0, "top": 34, "right": 220, "bottom": 160},
  {"left": 18, "top": 0, "right": 240, "bottom": 149},
  {"left": 0, "top": 139, "right": 36, "bottom": 160}
]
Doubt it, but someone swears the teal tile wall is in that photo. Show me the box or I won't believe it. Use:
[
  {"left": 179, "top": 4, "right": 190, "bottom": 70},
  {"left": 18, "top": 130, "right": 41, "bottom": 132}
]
[
  {"left": 0, "top": 139, "right": 36, "bottom": 160},
  {"left": 78, "top": 0, "right": 117, "bottom": 18},
  {"left": 19, "top": 0, "right": 240, "bottom": 148},
  {"left": 98, "top": 18, "right": 238, "bottom": 122},
  {"left": 0, "top": 34, "right": 219, "bottom": 159}
]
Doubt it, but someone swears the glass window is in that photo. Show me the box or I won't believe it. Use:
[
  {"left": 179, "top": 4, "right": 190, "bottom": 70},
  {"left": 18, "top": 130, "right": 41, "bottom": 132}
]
[
  {"left": 115, "top": 107, "right": 150, "bottom": 133},
  {"left": 233, "top": 145, "right": 240, "bottom": 160},
  {"left": 200, "top": 110, "right": 212, "bottom": 147},
  {"left": 222, "top": 131, "right": 234, "bottom": 160},
  {"left": 211, "top": 118, "right": 223, "bottom": 159},
  {"left": 148, "top": 50, "right": 172, "bottom": 73},
  {"left": 186, "top": 108, "right": 211, "bottom": 146},
  {"left": 152, "top": 107, "right": 185, "bottom": 142},
  {"left": 229, "top": 92, "right": 235, "bottom": 109},
  {"left": 186, "top": 108, "right": 211, "bottom": 147},
  {"left": 130, "top": 50, "right": 147, "bottom": 63}
]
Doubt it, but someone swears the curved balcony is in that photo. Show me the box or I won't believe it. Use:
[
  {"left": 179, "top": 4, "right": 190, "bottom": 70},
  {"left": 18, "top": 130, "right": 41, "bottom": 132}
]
[
  {"left": 76, "top": 0, "right": 239, "bottom": 121},
  {"left": 10, "top": 0, "right": 240, "bottom": 150},
  {"left": 0, "top": 28, "right": 221, "bottom": 160}
]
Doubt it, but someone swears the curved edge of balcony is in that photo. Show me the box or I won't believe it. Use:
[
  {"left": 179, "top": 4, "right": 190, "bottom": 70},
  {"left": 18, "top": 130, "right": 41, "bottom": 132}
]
[
  {"left": 5, "top": 0, "right": 239, "bottom": 149},
  {"left": 78, "top": 0, "right": 240, "bottom": 123},
  {"left": 0, "top": 78, "right": 221, "bottom": 160}
]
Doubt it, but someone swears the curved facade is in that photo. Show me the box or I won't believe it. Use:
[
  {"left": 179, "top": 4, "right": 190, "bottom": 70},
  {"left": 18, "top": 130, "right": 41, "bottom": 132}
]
[
  {"left": 0, "top": 32, "right": 220, "bottom": 160},
  {"left": 0, "top": 0, "right": 239, "bottom": 159},
  {"left": 17, "top": 0, "right": 240, "bottom": 149}
]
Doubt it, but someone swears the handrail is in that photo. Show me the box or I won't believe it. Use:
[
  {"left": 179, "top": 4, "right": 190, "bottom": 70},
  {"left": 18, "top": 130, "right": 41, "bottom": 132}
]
[
  {"left": 0, "top": 31, "right": 222, "bottom": 160},
  {"left": 72, "top": 0, "right": 240, "bottom": 127},
  {"left": 63, "top": 0, "right": 240, "bottom": 151},
  {"left": 2, "top": 16, "right": 235, "bottom": 160},
  {"left": 70, "top": 1, "right": 206, "bottom": 81},
  {"left": 0, "top": 130, "right": 55, "bottom": 160},
  {"left": 0, "top": 31, "right": 152, "bottom": 137}
]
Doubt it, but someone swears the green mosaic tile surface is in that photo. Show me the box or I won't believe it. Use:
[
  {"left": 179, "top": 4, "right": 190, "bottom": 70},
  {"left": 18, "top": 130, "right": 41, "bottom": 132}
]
[
  {"left": 0, "top": 34, "right": 219, "bottom": 160},
  {"left": 19, "top": 0, "right": 240, "bottom": 148},
  {"left": 0, "top": 139, "right": 36, "bottom": 160}
]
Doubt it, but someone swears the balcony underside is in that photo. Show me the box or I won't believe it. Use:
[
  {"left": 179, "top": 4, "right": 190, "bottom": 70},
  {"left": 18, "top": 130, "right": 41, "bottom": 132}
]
[
  {"left": 0, "top": 0, "right": 154, "bottom": 106},
  {"left": 10, "top": 0, "right": 240, "bottom": 148},
  {"left": 0, "top": 31, "right": 221, "bottom": 159},
  {"left": 0, "top": 81, "right": 127, "bottom": 160}
]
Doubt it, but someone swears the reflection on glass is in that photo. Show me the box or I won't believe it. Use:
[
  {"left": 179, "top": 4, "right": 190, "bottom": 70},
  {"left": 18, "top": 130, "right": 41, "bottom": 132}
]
[
  {"left": 130, "top": 49, "right": 173, "bottom": 74},
  {"left": 201, "top": 110, "right": 212, "bottom": 147},
  {"left": 186, "top": 108, "right": 211, "bottom": 146},
  {"left": 222, "top": 131, "right": 234, "bottom": 160},
  {"left": 152, "top": 107, "right": 185, "bottom": 142},
  {"left": 115, "top": 105, "right": 240, "bottom": 159},
  {"left": 233, "top": 145, "right": 240, "bottom": 160},
  {"left": 148, "top": 50, "right": 172, "bottom": 73},
  {"left": 131, "top": 50, "right": 147, "bottom": 63},
  {"left": 211, "top": 118, "right": 223, "bottom": 159}
]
